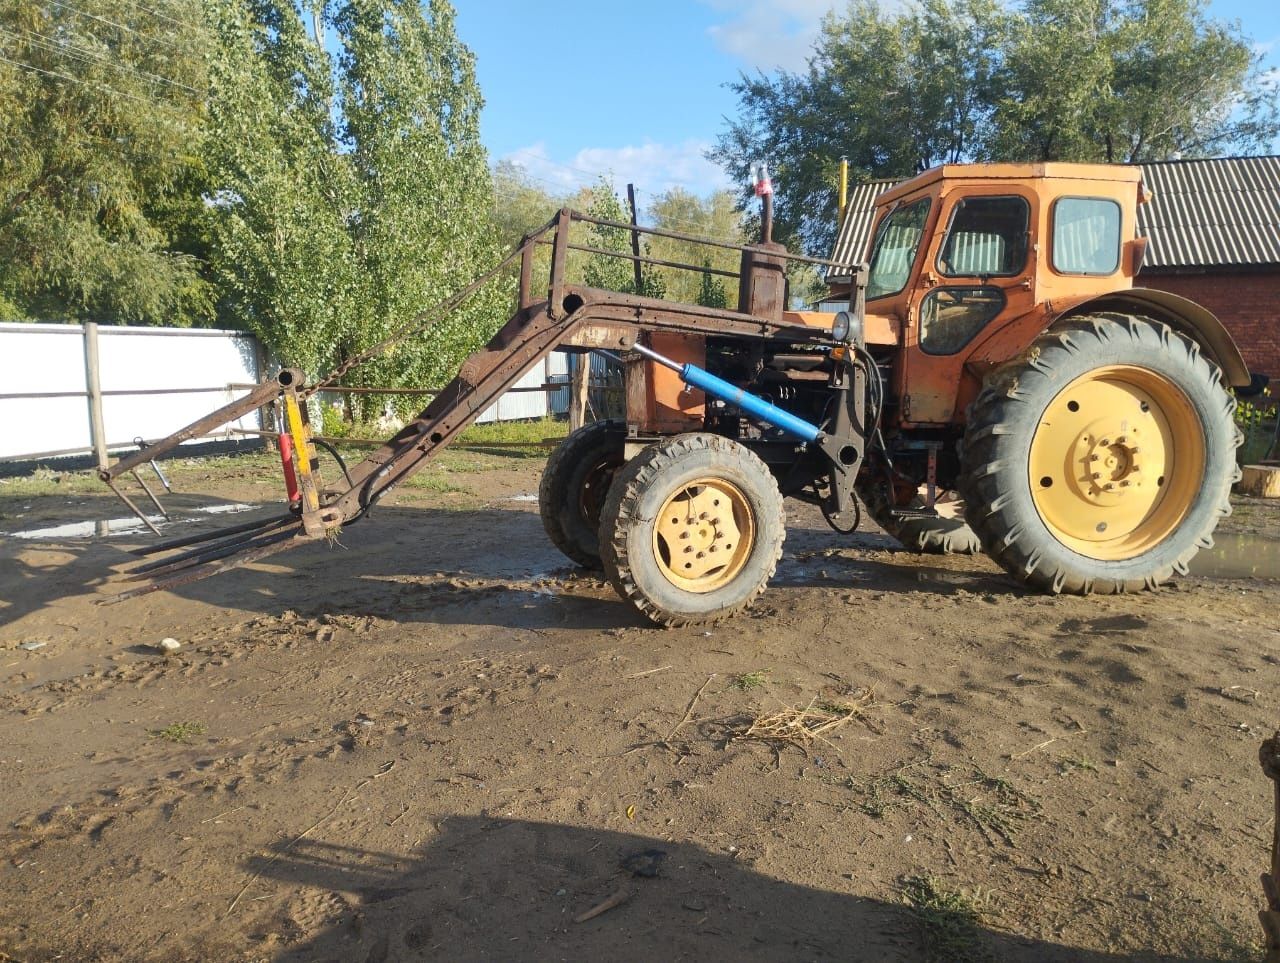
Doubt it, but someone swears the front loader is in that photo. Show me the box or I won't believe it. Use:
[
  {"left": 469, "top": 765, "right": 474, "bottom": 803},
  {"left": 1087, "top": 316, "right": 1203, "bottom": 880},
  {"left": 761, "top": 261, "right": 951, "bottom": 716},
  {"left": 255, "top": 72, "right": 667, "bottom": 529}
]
[{"left": 98, "top": 162, "right": 1251, "bottom": 625}]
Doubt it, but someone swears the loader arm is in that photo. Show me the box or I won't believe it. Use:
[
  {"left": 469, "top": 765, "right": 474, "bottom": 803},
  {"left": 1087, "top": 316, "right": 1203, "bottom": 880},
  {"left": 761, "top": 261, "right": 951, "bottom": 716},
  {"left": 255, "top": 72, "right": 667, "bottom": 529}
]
[{"left": 101, "top": 209, "right": 860, "bottom": 602}]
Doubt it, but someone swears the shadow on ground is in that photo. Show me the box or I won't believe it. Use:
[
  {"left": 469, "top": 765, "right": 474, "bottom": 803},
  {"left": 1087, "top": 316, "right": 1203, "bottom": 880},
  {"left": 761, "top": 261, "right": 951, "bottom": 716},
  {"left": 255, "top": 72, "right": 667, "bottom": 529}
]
[{"left": 247, "top": 816, "right": 1223, "bottom": 962}]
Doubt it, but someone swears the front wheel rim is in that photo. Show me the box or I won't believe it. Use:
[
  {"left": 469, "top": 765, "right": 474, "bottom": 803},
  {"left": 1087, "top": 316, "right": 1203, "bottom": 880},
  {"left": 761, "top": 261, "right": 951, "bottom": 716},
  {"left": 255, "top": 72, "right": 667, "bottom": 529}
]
[
  {"left": 651, "top": 478, "right": 755, "bottom": 593},
  {"left": 1027, "top": 365, "right": 1206, "bottom": 561}
]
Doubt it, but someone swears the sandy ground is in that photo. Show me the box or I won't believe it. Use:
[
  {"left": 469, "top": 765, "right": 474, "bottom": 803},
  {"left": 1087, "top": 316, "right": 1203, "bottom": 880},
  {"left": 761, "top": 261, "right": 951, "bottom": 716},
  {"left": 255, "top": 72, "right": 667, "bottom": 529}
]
[{"left": 1, "top": 449, "right": 1279, "bottom": 962}]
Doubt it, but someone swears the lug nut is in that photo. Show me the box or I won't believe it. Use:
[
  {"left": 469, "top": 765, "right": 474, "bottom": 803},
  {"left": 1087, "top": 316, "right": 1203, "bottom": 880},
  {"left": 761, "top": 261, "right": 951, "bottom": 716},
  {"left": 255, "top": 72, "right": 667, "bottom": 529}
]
[
  {"left": 1090, "top": 454, "right": 1100, "bottom": 462},
  {"left": 696, "top": 551, "right": 706, "bottom": 559},
  {"left": 679, "top": 531, "right": 689, "bottom": 539},
  {"left": 1091, "top": 472, "right": 1102, "bottom": 479}
]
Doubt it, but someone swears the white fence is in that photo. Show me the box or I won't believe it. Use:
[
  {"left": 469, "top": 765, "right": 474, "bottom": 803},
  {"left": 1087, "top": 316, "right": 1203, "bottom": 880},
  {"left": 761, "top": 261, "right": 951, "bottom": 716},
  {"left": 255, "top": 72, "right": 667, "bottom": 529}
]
[
  {"left": 0, "top": 323, "right": 576, "bottom": 463},
  {"left": 0, "top": 322, "right": 264, "bottom": 462}
]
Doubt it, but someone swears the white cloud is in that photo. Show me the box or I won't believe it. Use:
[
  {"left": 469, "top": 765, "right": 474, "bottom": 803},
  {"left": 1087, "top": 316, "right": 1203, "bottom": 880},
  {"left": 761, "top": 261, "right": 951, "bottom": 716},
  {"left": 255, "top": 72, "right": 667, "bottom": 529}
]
[
  {"left": 502, "top": 140, "right": 734, "bottom": 199},
  {"left": 700, "top": 0, "right": 837, "bottom": 71}
]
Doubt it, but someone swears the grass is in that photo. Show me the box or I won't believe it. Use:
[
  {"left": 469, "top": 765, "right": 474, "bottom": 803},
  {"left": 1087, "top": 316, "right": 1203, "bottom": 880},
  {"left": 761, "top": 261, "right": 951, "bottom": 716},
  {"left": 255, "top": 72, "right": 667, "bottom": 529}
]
[
  {"left": 854, "top": 761, "right": 1039, "bottom": 846},
  {"left": 900, "top": 874, "right": 994, "bottom": 963},
  {"left": 405, "top": 475, "right": 474, "bottom": 495},
  {"left": 1056, "top": 754, "right": 1097, "bottom": 775},
  {"left": 150, "top": 722, "right": 206, "bottom": 744},
  {"left": 733, "top": 669, "right": 771, "bottom": 691},
  {"left": 457, "top": 416, "right": 568, "bottom": 447}
]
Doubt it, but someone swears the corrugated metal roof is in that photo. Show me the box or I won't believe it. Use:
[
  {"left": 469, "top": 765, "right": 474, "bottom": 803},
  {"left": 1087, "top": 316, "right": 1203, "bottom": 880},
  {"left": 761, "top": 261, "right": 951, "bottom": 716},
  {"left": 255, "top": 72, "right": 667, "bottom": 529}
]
[
  {"left": 827, "top": 157, "right": 1280, "bottom": 276},
  {"left": 1136, "top": 156, "right": 1280, "bottom": 268},
  {"left": 828, "top": 178, "right": 897, "bottom": 280}
]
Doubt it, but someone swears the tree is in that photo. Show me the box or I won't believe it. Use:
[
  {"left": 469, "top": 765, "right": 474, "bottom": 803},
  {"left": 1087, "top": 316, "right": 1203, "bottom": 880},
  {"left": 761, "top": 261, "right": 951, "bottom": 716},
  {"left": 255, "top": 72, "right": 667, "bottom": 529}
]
[
  {"left": 0, "top": 0, "right": 213, "bottom": 324},
  {"left": 695, "top": 262, "right": 728, "bottom": 309},
  {"left": 577, "top": 177, "right": 665, "bottom": 298},
  {"left": 491, "top": 160, "right": 563, "bottom": 252},
  {"left": 712, "top": 0, "right": 1006, "bottom": 255},
  {"left": 988, "top": 0, "right": 1279, "bottom": 163},
  {"left": 713, "top": 0, "right": 1278, "bottom": 255},
  {"left": 204, "top": 0, "right": 506, "bottom": 408},
  {"left": 645, "top": 188, "right": 745, "bottom": 305}
]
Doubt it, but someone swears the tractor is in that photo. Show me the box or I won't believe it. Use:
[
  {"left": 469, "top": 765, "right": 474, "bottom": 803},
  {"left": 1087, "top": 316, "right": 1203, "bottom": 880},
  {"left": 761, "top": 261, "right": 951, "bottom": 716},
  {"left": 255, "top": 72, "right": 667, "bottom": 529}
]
[{"left": 99, "top": 161, "right": 1249, "bottom": 627}]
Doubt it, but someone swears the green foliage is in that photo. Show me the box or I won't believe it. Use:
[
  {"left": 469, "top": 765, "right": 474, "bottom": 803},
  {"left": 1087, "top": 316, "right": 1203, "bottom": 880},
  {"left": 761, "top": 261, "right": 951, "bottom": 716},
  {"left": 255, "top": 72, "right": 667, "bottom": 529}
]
[
  {"left": 900, "top": 875, "right": 994, "bottom": 963},
  {"left": 577, "top": 177, "right": 665, "bottom": 298},
  {"left": 491, "top": 160, "right": 563, "bottom": 252},
  {"left": 696, "top": 264, "right": 728, "bottom": 309},
  {"left": 0, "top": 0, "right": 214, "bottom": 325},
  {"left": 1235, "top": 390, "right": 1276, "bottom": 464},
  {"left": 714, "top": 0, "right": 1279, "bottom": 254},
  {"left": 989, "top": 0, "right": 1277, "bottom": 163},
  {"left": 204, "top": 0, "right": 508, "bottom": 413},
  {"left": 151, "top": 721, "right": 206, "bottom": 744},
  {"left": 646, "top": 188, "right": 745, "bottom": 305}
]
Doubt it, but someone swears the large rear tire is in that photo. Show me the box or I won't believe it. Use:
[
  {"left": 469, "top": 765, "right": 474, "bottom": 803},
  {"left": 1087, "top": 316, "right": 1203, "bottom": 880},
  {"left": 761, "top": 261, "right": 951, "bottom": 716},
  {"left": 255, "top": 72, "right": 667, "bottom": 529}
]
[
  {"left": 599, "top": 433, "right": 785, "bottom": 627},
  {"left": 959, "top": 313, "right": 1240, "bottom": 594},
  {"left": 539, "top": 419, "right": 625, "bottom": 568}
]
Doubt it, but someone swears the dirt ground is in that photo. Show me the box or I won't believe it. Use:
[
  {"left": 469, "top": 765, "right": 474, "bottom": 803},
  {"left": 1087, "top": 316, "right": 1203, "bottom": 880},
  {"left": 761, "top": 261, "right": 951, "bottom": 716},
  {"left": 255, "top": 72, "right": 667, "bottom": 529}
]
[{"left": 1, "top": 447, "right": 1279, "bottom": 962}]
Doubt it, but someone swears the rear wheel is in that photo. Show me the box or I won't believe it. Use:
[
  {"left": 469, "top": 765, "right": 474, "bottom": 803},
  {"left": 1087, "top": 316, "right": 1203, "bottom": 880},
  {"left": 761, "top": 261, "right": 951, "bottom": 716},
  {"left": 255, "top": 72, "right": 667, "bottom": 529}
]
[
  {"left": 959, "top": 313, "right": 1240, "bottom": 593},
  {"left": 599, "top": 433, "right": 785, "bottom": 627},
  {"left": 539, "top": 419, "right": 624, "bottom": 568}
]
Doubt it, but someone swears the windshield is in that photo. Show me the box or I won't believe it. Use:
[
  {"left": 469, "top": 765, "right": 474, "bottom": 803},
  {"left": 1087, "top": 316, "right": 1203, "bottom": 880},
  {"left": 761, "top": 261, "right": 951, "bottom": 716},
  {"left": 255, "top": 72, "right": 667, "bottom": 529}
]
[{"left": 866, "top": 198, "right": 931, "bottom": 300}]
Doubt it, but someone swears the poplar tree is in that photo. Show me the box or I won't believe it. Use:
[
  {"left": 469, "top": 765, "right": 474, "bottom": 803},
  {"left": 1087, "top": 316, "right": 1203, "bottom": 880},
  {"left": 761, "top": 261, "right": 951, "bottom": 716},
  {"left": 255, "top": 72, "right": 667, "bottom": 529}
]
[{"left": 204, "top": 0, "right": 506, "bottom": 405}]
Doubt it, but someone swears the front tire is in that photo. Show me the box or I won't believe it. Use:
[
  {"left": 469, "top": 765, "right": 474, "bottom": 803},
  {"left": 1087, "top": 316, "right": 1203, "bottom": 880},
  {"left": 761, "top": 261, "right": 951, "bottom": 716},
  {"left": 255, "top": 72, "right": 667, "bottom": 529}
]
[
  {"left": 959, "top": 313, "right": 1240, "bottom": 594},
  {"left": 539, "top": 419, "right": 625, "bottom": 568},
  {"left": 599, "top": 434, "right": 785, "bottom": 627}
]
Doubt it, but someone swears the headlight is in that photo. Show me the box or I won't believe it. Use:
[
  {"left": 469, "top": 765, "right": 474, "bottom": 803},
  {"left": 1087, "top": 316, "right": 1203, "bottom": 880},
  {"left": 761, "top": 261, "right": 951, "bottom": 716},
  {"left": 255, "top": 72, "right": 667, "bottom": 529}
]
[{"left": 831, "top": 311, "right": 852, "bottom": 343}]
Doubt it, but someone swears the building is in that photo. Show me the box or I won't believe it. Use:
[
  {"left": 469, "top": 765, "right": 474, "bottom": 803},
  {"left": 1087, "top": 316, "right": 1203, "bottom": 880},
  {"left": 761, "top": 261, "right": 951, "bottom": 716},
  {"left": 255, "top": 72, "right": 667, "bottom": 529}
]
[{"left": 827, "top": 156, "right": 1280, "bottom": 381}]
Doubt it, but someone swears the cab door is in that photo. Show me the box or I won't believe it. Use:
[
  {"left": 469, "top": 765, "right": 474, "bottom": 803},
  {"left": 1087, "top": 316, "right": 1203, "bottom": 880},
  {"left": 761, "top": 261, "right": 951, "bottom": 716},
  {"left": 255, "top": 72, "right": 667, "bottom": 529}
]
[{"left": 901, "top": 188, "right": 1038, "bottom": 424}]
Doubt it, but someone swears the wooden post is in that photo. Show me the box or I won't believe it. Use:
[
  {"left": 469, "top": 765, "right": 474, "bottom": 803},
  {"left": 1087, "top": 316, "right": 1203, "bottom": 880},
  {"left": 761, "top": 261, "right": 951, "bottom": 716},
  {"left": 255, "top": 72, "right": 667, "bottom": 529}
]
[
  {"left": 569, "top": 354, "right": 590, "bottom": 431},
  {"left": 627, "top": 183, "right": 644, "bottom": 295},
  {"left": 82, "top": 322, "right": 109, "bottom": 470}
]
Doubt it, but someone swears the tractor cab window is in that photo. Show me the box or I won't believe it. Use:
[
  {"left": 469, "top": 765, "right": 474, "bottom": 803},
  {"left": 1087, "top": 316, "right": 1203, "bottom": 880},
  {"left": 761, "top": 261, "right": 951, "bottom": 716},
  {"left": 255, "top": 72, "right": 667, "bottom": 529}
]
[
  {"left": 866, "top": 198, "right": 931, "bottom": 300},
  {"left": 920, "top": 287, "right": 1005, "bottom": 354},
  {"left": 1052, "top": 197, "right": 1121, "bottom": 275},
  {"left": 938, "top": 195, "right": 1029, "bottom": 277}
]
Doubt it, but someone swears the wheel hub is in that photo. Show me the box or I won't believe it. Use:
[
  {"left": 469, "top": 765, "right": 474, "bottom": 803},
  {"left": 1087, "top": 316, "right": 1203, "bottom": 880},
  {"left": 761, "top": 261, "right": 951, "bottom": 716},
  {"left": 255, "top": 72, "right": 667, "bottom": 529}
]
[
  {"left": 1027, "top": 365, "right": 1204, "bottom": 560},
  {"left": 653, "top": 479, "right": 753, "bottom": 592}
]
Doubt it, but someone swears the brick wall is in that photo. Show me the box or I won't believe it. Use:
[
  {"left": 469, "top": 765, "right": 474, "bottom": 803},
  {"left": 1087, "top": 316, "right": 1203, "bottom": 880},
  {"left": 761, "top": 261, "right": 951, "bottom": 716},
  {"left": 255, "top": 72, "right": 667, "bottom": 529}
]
[{"left": 1137, "top": 269, "right": 1280, "bottom": 381}]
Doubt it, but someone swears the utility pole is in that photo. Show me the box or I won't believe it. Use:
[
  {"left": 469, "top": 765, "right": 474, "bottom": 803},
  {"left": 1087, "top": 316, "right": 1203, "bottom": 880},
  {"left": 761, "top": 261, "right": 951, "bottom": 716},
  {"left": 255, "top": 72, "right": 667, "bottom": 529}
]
[{"left": 626, "top": 183, "right": 644, "bottom": 295}]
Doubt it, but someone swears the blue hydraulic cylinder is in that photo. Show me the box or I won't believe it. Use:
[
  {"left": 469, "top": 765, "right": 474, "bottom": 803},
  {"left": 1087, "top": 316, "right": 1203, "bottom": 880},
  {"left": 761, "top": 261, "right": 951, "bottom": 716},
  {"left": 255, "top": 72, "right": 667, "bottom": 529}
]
[
  {"left": 606, "top": 342, "right": 826, "bottom": 443},
  {"left": 678, "top": 365, "right": 823, "bottom": 443}
]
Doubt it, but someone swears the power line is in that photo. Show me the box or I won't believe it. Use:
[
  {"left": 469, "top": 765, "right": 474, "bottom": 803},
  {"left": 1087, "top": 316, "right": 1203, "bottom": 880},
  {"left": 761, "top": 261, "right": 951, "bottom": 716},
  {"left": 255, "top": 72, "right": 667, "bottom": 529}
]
[
  {"left": 45, "top": 0, "right": 185, "bottom": 49},
  {"left": 0, "top": 50, "right": 191, "bottom": 111},
  {"left": 2, "top": 25, "right": 201, "bottom": 94},
  {"left": 119, "top": 0, "right": 202, "bottom": 31}
]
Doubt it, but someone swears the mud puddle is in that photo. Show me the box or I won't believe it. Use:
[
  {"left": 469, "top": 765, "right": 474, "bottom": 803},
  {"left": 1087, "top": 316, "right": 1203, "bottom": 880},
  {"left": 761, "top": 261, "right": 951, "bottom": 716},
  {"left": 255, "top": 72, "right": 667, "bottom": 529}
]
[
  {"left": 1190, "top": 532, "right": 1280, "bottom": 581},
  {"left": 3, "top": 502, "right": 258, "bottom": 539}
]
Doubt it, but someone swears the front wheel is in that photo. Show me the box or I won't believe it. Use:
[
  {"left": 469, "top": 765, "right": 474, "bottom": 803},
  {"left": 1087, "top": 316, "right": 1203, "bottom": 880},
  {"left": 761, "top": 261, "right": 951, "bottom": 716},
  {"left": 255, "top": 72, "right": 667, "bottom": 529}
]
[
  {"left": 599, "top": 434, "right": 785, "bottom": 627},
  {"left": 959, "top": 313, "right": 1240, "bottom": 594}
]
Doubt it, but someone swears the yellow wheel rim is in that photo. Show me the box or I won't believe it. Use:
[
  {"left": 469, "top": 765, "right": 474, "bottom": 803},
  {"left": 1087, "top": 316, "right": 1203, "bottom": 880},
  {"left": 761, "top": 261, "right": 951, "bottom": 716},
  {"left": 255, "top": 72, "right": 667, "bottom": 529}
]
[
  {"left": 1028, "top": 365, "right": 1205, "bottom": 561},
  {"left": 652, "top": 478, "right": 755, "bottom": 593}
]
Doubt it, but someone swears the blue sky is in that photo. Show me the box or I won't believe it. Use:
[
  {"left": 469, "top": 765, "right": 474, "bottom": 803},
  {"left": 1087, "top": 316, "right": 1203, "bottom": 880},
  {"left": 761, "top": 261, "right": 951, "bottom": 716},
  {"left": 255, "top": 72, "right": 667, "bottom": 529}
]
[{"left": 454, "top": 0, "right": 1280, "bottom": 202}]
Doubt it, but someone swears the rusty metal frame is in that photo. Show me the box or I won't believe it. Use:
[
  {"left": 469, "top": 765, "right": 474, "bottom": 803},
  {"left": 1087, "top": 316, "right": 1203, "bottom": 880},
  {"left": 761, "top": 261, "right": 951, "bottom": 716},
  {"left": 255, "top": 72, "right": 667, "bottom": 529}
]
[{"left": 101, "top": 210, "right": 865, "bottom": 600}]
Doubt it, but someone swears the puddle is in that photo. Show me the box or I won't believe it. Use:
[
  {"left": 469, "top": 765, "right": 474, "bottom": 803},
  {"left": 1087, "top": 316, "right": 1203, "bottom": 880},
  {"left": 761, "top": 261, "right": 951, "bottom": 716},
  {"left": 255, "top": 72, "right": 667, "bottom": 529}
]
[
  {"left": 4, "top": 503, "right": 258, "bottom": 540},
  {"left": 1190, "top": 533, "right": 1280, "bottom": 581}
]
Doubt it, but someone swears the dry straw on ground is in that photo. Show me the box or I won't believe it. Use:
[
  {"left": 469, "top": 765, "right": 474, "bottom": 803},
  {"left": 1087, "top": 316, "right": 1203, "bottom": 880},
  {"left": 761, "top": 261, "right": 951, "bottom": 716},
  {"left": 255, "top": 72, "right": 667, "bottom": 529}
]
[{"left": 736, "top": 689, "right": 878, "bottom": 751}]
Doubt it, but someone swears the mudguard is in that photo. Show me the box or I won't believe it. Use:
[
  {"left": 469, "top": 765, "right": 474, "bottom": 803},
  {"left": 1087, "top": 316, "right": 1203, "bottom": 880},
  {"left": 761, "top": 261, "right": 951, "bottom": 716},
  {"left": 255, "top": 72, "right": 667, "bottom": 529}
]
[{"left": 1052, "top": 287, "right": 1251, "bottom": 388}]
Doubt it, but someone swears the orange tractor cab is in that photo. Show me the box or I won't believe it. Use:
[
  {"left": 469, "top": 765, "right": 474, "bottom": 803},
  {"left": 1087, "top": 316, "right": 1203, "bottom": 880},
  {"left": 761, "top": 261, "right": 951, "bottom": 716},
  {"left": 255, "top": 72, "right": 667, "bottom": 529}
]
[{"left": 100, "top": 163, "right": 1250, "bottom": 625}]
